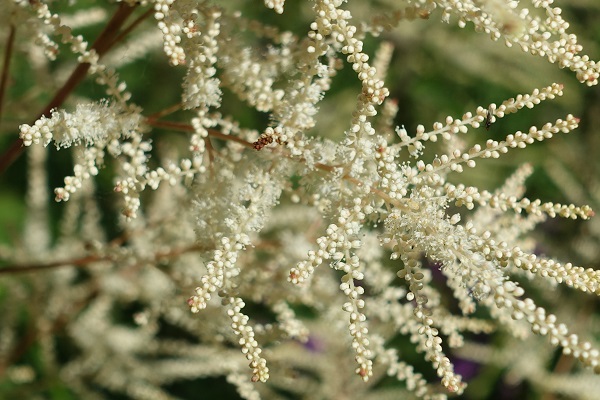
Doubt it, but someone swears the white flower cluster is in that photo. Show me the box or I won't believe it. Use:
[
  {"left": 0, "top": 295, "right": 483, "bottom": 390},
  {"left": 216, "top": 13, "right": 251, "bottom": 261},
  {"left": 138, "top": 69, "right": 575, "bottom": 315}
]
[
  {"left": 19, "top": 101, "right": 140, "bottom": 148},
  {"left": 5, "top": 0, "right": 600, "bottom": 399}
]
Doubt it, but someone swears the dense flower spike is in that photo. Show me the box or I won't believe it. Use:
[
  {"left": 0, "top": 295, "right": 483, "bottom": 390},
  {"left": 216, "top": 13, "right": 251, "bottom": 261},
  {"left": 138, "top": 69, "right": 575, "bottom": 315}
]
[{"left": 3, "top": 0, "right": 600, "bottom": 399}]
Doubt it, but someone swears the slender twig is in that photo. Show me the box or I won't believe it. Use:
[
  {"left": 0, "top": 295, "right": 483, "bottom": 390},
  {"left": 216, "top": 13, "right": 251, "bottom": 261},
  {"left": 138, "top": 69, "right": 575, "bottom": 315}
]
[
  {"left": 0, "top": 214, "right": 211, "bottom": 275},
  {"left": 145, "top": 118, "right": 256, "bottom": 149},
  {"left": 0, "top": 3, "right": 137, "bottom": 174},
  {"left": 0, "top": 235, "right": 266, "bottom": 374},
  {"left": 144, "top": 119, "right": 346, "bottom": 172},
  {"left": 37, "top": 3, "right": 137, "bottom": 119},
  {"left": 148, "top": 102, "right": 183, "bottom": 119},
  {"left": 0, "top": 24, "right": 16, "bottom": 122},
  {"left": 0, "top": 254, "right": 110, "bottom": 274},
  {"left": 108, "top": 7, "right": 155, "bottom": 50},
  {"left": 0, "top": 242, "right": 206, "bottom": 275}
]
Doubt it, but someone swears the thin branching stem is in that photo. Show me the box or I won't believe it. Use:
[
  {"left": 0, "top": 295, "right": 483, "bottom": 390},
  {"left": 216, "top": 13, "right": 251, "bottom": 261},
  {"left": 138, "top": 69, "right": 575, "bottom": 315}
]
[
  {"left": 108, "top": 7, "right": 155, "bottom": 50},
  {"left": 0, "top": 3, "right": 137, "bottom": 174},
  {"left": 147, "top": 102, "right": 183, "bottom": 119},
  {"left": 0, "top": 242, "right": 206, "bottom": 275},
  {"left": 146, "top": 118, "right": 255, "bottom": 149},
  {"left": 0, "top": 24, "right": 16, "bottom": 123}
]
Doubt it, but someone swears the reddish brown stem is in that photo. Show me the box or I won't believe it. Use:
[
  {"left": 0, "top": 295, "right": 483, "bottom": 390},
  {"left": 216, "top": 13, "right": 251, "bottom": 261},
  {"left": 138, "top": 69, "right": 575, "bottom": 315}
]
[
  {"left": 0, "top": 3, "right": 137, "bottom": 174},
  {"left": 146, "top": 118, "right": 255, "bottom": 149},
  {"left": 109, "top": 7, "right": 155, "bottom": 50},
  {"left": 0, "top": 254, "right": 108, "bottom": 274},
  {"left": 148, "top": 103, "right": 183, "bottom": 120},
  {"left": 0, "top": 24, "right": 16, "bottom": 122}
]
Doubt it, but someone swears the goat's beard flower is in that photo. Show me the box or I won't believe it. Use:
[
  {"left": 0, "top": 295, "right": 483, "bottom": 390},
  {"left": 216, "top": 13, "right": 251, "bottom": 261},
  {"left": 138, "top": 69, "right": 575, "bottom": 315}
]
[
  {"left": 3, "top": 0, "right": 600, "bottom": 399},
  {"left": 19, "top": 100, "right": 142, "bottom": 148}
]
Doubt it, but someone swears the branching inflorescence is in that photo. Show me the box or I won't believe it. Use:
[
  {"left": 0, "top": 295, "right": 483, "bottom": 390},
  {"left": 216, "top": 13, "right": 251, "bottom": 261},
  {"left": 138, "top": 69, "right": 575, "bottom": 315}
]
[{"left": 2, "top": 0, "right": 600, "bottom": 399}]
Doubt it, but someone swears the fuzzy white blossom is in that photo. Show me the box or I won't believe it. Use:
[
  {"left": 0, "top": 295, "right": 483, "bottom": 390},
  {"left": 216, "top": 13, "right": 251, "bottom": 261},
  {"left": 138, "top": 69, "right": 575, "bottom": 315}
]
[
  {"left": 2, "top": 0, "right": 600, "bottom": 399},
  {"left": 19, "top": 100, "right": 141, "bottom": 148}
]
